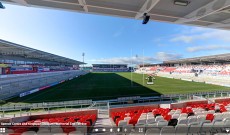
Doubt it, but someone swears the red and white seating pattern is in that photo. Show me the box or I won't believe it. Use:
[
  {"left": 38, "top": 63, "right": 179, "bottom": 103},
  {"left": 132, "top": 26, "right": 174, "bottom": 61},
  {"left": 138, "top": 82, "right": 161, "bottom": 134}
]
[
  {"left": 161, "top": 67, "right": 177, "bottom": 72},
  {"left": 173, "top": 66, "right": 192, "bottom": 73},
  {"left": 2, "top": 114, "right": 97, "bottom": 135},
  {"left": 137, "top": 65, "right": 230, "bottom": 76},
  {"left": 111, "top": 102, "right": 230, "bottom": 134}
]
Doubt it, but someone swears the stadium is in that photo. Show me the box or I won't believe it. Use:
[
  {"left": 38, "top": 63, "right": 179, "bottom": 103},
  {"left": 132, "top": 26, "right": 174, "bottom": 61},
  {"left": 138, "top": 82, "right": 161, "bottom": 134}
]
[{"left": 1, "top": 0, "right": 230, "bottom": 135}]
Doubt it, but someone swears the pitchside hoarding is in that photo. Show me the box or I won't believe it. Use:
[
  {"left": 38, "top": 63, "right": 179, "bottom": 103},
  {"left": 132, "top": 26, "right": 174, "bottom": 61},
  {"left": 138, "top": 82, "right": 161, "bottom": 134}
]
[
  {"left": 19, "top": 88, "right": 39, "bottom": 97},
  {"left": 19, "top": 80, "right": 66, "bottom": 97}
]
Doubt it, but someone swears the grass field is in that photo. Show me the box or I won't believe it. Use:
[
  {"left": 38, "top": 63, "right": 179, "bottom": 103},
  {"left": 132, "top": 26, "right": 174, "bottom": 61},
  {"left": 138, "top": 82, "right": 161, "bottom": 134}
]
[{"left": 9, "top": 72, "right": 229, "bottom": 103}]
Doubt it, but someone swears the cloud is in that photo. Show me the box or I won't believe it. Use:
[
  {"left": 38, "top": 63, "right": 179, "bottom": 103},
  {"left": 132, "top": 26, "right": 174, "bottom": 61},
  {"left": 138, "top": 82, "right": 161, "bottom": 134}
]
[
  {"left": 187, "top": 45, "right": 230, "bottom": 52},
  {"left": 153, "top": 38, "right": 162, "bottom": 43},
  {"left": 113, "top": 27, "right": 124, "bottom": 37},
  {"left": 155, "top": 52, "right": 182, "bottom": 61},
  {"left": 90, "top": 52, "right": 182, "bottom": 64},
  {"left": 170, "top": 27, "right": 230, "bottom": 43},
  {"left": 171, "top": 36, "right": 193, "bottom": 43}
]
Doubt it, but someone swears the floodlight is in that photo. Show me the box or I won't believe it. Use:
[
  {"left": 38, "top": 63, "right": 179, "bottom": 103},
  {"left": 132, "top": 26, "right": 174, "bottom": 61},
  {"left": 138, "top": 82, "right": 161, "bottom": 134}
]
[{"left": 174, "top": 0, "right": 190, "bottom": 6}]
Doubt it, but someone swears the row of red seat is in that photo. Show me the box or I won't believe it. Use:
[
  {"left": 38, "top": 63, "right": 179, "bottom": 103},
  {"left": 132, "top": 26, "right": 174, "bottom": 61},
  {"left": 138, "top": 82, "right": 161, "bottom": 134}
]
[
  {"left": 11, "top": 70, "right": 37, "bottom": 74},
  {"left": 112, "top": 108, "right": 193, "bottom": 126},
  {"left": 111, "top": 102, "right": 230, "bottom": 126},
  {"left": 161, "top": 67, "right": 177, "bottom": 72},
  {"left": 111, "top": 108, "right": 154, "bottom": 126},
  {"left": 150, "top": 67, "right": 159, "bottom": 71},
  {"left": 188, "top": 103, "right": 227, "bottom": 113},
  {"left": 111, "top": 108, "right": 178, "bottom": 126},
  {"left": 8, "top": 126, "right": 77, "bottom": 135},
  {"left": 8, "top": 114, "right": 97, "bottom": 134}
]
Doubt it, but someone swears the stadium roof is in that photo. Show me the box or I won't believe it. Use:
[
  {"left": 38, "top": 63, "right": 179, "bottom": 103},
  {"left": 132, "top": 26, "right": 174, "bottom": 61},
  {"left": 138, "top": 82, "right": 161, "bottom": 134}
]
[
  {"left": 164, "top": 53, "right": 230, "bottom": 64},
  {"left": 0, "top": 39, "right": 84, "bottom": 65},
  {"left": 2, "top": 0, "right": 230, "bottom": 30}
]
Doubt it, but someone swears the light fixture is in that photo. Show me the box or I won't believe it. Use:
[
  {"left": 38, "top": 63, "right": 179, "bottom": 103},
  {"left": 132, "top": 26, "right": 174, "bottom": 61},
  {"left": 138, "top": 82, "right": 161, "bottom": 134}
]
[
  {"left": 142, "top": 13, "right": 150, "bottom": 24},
  {"left": 174, "top": 0, "right": 190, "bottom": 6},
  {"left": 0, "top": 2, "right": 5, "bottom": 9}
]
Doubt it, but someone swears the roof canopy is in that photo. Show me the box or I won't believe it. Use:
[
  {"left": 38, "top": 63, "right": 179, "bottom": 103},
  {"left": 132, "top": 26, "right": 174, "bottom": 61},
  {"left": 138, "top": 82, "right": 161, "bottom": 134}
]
[
  {"left": 2, "top": 0, "right": 230, "bottom": 30},
  {"left": 164, "top": 53, "right": 230, "bottom": 64},
  {"left": 0, "top": 39, "right": 84, "bottom": 65}
]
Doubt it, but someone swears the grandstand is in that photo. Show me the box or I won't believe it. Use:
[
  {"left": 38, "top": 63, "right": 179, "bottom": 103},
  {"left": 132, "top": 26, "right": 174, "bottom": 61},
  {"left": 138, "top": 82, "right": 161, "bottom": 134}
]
[
  {"left": 110, "top": 99, "right": 230, "bottom": 134},
  {"left": 92, "top": 64, "right": 129, "bottom": 72},
  {"left": 0, "top": 39, "right": 83, "bottom": 74},
  {"left": 135, "top": 53, "right": 230, "bottom": 87},
  {"left": 0, "top": 39, "right": 86, "bottom": 100}
]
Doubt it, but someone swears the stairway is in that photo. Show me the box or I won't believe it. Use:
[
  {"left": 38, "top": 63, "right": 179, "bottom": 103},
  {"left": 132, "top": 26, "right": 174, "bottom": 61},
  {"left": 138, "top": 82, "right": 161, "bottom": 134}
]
[{"left": 90, "top": 101, "right": 112, "bottom": 126}]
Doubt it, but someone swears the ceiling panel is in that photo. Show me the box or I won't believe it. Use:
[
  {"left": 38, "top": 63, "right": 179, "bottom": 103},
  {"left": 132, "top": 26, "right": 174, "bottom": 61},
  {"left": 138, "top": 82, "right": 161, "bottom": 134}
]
[
  {"left": 42, "top": 0, "right": 79, "bottom": 4},
  {"left": 185, "top": 21, "right": 213, "bottom": 26},
  {"left": 0, "top": 0, "right": 12, "bottom": 3},
  {"left": 150, "top": 15, "right": 178, "bottom": 22},
  {"left": 1, "top": 0, "right": 230, "bottom": 30},
  {"left": 27, "top": 0, "right": 84, "bottom": 11},
  {"left": 200, "top": 12, "right": 230, "bottom": 22},
  {"left": 86, "top": 0, "right": 145, "bottom": 12},
  {"left": 150, "top": 0, "right": 213, "bottom": 18},
  {"left": 220, "top": 26, "right": 230, "bottom": 30},
  {"left": 88, "top": 6, "right": 136, "bottom": 18}
]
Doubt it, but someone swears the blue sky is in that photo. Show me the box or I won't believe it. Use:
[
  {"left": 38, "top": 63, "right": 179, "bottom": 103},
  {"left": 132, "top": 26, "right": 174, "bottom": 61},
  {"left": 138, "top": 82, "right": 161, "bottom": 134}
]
[{"left": 1, "top": 4, "right": 230, "bottom": 66}]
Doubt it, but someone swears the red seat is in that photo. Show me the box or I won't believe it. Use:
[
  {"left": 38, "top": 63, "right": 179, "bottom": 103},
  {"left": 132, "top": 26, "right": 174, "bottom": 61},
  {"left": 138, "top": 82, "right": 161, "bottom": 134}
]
[
  {"left": 13, "top": 128, "right": 28, "bottom": 134},
  {"left": 206, "top": 114, "right": 214, "bottom": 122},
  {"left": 63, "top": 127, "right": 76, "bottom": 133},
  {"left": 129, "top": 116, "right": 139, "bottom": 126},
  {"left": 164, "top": 115, "right": 171, "bottom": 121}
]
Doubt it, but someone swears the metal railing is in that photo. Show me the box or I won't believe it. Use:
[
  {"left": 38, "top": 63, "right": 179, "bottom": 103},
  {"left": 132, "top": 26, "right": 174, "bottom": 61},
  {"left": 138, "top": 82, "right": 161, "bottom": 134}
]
[
  {"left": 0, "top": 99, "right": 93, "bottom": 118},
  {"left": 0, "top": 100, "right": 92, "bottom": 111},
  {"left": 1, "top": 90, "right": 230, "bottom": 118}
]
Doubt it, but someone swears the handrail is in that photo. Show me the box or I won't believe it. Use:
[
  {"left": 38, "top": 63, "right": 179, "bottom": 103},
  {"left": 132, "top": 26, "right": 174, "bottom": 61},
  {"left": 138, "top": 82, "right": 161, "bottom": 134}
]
[{"left": 0, "top": 100, "right": 92, "bottom": 111}]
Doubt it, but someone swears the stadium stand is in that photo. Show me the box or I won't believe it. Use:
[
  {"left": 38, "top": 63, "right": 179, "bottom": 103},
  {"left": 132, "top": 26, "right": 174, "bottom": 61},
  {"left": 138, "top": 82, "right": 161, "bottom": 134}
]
[
  {"left": 92, "top": 64, "right": 129, "bottom": 72},
  {"left": 109, "top": 99, "right": 230, "bottom": 135},
  {"left": 149, "top": 66, "right": 159, "bottom": 72},
  {"left": 0, "top": 40, "right": 87, "bottom": 100},
  {"left": 137, "top": 65, "right": 230, "bottom": 75},
  {"left": 161, "top": 67, "right": 177, "bottom": 73},
  {"left": 135, "top": 54, "right": 230, "bottom": 87},
  {"left": 3, "top": 98, "right": 230, "bottom": 134},
  {"left": 0, "top": 39, "right": 83, "bottom": 76},
  {"left": 0, "top": 110, "right": 97, "bottom": 134},
  {"left": 0, "top": 70, "right": 88, "bottom": 100}
]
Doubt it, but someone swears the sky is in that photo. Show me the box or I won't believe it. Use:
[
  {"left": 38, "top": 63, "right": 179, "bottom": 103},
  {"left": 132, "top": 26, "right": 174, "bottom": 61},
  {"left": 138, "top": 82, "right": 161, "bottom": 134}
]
[{"left": 1, "top": 4, "right": 230, "bottom": 66}]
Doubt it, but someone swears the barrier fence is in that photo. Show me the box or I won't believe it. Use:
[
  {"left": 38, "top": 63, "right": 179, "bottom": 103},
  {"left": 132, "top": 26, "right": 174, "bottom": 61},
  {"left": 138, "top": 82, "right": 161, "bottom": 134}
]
[{"left": 1, "top": 90, "right": 230, "bottom": 118}]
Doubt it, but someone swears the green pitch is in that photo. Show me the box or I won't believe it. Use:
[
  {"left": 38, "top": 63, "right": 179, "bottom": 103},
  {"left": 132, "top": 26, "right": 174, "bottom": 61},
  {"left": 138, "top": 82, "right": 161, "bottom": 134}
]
[{"left": 9, "top": 72, "right": 229, "bottom": 103}]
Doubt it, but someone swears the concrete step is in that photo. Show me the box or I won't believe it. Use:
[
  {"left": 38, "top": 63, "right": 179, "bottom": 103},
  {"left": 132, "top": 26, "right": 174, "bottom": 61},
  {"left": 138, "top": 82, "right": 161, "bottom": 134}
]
[{"left": 94, "top": 117, "right": 112, "bottom": 127}]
